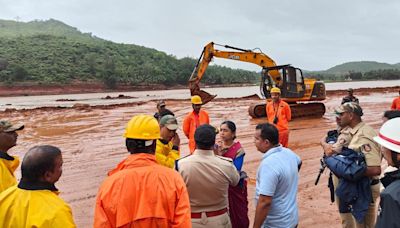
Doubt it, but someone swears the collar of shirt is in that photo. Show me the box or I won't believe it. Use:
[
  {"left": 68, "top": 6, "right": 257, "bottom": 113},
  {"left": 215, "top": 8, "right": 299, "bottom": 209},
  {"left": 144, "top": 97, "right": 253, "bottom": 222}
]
[
  {"left": 262, "top": 145, "right": 283, "bottom": 160},
  {"left": 193, "top": 149, "right": 214, "bottom": 156},
  {"left": 273, "top": 99, "right": 282, "bottom": 105},
  {"left": 191, "top": 110, "right": 201, "bottom": 116},
  {"left": 18, "top": 179, "right": 58, "bottom": 192},
  {"left": 0, "top": 151, "right": 14, "bottom": 161},
  {"left": 340, "top": 126, "right": 351, "bottom": 134},
  {"left": 108, "top": 153, "right": 157, "bottom": 176},
  {"left": 350, "top": 122, "right": 366, "bottom": 136}
]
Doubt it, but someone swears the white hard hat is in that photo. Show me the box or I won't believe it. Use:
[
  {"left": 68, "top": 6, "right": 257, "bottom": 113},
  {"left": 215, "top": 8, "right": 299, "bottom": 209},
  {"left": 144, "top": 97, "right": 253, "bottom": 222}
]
[{"left": 373, "top": 118, "right": 400, "bottom": 153}]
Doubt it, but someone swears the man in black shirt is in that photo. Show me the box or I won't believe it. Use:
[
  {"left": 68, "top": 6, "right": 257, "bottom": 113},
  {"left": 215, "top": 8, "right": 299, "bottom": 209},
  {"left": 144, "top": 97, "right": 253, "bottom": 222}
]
[
  {"left": 341, "top": 88, "right": 359, "bottom": 104},
  {"left": 154, "top": 100, "right": 174, "bottom": 120}
]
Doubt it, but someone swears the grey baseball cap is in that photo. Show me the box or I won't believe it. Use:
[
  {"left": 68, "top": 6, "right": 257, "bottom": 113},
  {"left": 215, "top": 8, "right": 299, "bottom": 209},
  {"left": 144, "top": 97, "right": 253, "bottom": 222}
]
[{"left": 159, "top": 115, "right": 178, "bottom": 130}]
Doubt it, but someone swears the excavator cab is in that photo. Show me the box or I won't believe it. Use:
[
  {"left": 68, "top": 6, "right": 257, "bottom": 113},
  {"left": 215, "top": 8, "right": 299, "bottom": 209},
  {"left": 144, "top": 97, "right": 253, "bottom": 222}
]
[{"left": 261, "top": 65, "right": 306, "bottom": 101}]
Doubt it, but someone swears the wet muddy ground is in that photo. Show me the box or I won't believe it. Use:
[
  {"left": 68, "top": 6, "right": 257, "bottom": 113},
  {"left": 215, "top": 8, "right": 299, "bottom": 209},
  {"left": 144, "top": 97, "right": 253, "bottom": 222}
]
[{"left": 1, "top": 88, "right": 396, "bottom": 227}]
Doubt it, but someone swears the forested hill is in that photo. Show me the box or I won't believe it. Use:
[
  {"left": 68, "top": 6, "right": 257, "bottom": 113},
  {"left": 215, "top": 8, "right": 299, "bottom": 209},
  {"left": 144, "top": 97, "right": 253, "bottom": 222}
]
[
  {"left": 304, "top": 61, "right": 400, "bottom": 81},
  {"left": 325, "top": 61, "right": 400, "bottom": 74},
  {"left": 0, "top": 19, "right": 258, "bottom": 87}
]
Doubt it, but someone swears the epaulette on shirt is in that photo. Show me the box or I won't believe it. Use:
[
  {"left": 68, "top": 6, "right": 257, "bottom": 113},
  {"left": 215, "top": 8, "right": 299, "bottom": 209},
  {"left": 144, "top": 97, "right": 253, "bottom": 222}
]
[
  {"left": 175, "top": 154, "right": 191, "bottom": 171},
  {"left": 216, "top": 155, "right": 233, "bottom": 163}
]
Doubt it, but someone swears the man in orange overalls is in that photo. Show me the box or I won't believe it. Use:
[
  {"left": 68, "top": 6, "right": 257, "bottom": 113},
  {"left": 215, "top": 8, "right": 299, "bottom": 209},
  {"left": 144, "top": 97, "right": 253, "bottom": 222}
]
[
  {"left": 94, "top": 115, "right": 191, "bottom": 228},
  {"left": 183, "top": 95, "right": 210, "bottom": 154},
  {"left": 266, "top": 87, "right": 292, "bottom": 147}
]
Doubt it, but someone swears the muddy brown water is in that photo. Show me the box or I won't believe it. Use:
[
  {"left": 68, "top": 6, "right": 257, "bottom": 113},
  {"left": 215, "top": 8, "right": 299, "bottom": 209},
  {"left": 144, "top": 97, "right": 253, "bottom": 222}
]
[
  {"left": 1, "top": 83, "right": 398, "bottom": 227},
  {"left": 1, "top": 80, "right": 399, "bottom": 110}
]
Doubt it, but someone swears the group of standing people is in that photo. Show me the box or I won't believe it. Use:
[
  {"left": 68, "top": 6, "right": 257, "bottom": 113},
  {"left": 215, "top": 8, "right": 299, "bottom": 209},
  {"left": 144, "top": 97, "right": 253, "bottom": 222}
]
[
  {"left": 0, "top": 90, "right": 299, "bottom": 228},
  {"left": 93, "top": 92, "right": 300, "bottom": 228},
  {"left": 1, "top": 88, "right": 398, "bottom": 227}
]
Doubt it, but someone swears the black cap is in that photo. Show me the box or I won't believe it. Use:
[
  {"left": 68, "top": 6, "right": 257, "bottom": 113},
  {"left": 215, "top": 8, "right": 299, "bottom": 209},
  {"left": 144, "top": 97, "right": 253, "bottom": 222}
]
[{"left": 194, "top": 124, "right": 216, "bottom": 147}]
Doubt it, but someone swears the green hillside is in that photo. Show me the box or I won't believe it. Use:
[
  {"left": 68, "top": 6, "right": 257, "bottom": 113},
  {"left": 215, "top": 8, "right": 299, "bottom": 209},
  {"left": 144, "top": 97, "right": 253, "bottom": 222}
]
[
  {"left": 325, "top": 61, "right": 399, "bottom": 74},
  {"left": 0, "top": 19, "right": 259, "bottom": 87},
  {"left": 304, "top": 61, "right": 400, "bottom": 81}
]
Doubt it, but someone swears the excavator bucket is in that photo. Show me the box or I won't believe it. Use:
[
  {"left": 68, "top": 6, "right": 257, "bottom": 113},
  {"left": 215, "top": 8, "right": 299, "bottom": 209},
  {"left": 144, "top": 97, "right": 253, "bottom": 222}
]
[{"left": 189, "top": 80, "right": 217, "bottom": 105}]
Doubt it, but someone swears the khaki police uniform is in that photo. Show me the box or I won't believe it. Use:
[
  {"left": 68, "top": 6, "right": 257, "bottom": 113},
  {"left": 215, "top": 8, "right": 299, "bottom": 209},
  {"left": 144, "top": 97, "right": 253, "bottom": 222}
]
[
  {"left": 339, "top": 122, "right": 381, "bottom": 228},
  {"left": 176, "top": 149, "right": 240, "bottom": 228},
  {"left": 330, "top": 126, "right": 354, "bottom": 228}
]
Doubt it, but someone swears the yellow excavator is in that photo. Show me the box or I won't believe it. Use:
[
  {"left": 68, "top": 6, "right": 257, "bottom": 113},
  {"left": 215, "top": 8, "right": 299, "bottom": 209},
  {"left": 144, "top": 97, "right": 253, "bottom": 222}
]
[{"left": 189, "top": 42, "right": 326, "bottom": 118}]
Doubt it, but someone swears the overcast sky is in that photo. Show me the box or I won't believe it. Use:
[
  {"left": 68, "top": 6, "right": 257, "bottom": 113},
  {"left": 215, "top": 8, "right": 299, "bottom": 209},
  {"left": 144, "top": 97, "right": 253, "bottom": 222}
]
[{"left": 1, "top": 0, "right": 399, "bottom": 71}]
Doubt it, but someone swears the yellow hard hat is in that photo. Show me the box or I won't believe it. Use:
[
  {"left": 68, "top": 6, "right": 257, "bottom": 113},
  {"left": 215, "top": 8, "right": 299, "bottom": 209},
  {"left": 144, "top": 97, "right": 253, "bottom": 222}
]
[
  {"left": 270, "top": 87, "right": 281, "bottom": 94},
  {"left": 124, "top": 114, "right": 160, "bottom": 140},
  {"left": 191, "top": 95, "right": 203, "bottom": 105}
]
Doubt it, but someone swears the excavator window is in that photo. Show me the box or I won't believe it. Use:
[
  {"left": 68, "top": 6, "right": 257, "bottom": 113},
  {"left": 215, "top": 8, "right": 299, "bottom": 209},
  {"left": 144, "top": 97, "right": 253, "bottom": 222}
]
[
  {"left": 282, "top": 67, "right": 306, "bottom": 98},
  {"left": 295, "top": 68, "right": 306, "bottom": 93}
]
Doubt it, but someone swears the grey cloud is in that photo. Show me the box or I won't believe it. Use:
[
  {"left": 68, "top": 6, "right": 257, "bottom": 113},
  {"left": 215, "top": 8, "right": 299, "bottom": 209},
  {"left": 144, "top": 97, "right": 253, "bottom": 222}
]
[{"left": 0, "top": 0, "right": 399, "bottom": 70}]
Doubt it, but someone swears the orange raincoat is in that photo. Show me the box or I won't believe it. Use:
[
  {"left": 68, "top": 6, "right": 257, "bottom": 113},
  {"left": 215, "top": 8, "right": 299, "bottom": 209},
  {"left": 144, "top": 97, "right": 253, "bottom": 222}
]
[
  {"left": 94, "top": 153, "right": 191, "bottom": 228},
  {"left": 183, "top": 110, "right": 210, "bottom": 153},
  {"left": 266, "top": 100, "right": 292, "bottom": 147}
]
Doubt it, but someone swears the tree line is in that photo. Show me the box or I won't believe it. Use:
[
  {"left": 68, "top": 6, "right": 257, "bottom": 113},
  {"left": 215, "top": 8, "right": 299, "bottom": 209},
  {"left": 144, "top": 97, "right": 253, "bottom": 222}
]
[{"left": 307, "top": 69, "right": 400, "bottom": 82}]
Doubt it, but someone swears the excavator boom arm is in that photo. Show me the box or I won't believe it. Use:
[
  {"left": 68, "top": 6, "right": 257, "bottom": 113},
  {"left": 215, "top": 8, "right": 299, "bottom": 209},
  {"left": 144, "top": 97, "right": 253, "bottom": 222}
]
[
  {"left": 190, "top": 42, "right": 281, "bottom": 83},
  {"left": 189, "top": 42, "right": 283, "bottom": 104}
]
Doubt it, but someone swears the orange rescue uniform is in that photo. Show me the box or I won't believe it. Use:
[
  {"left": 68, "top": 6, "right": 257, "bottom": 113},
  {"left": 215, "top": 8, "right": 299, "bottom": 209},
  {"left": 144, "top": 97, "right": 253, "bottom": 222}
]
[
  {"left": 391, "top": 97, "right": 400, "bottom": 110},
  {"left": 266, "top": 100, "right": 292, "bottom": 147},
  {"left": 182, "top": 110, "right": 210, "bottom": 153},
  {"left": 94, "top": 153, "right": 191, "bottom": 228}
]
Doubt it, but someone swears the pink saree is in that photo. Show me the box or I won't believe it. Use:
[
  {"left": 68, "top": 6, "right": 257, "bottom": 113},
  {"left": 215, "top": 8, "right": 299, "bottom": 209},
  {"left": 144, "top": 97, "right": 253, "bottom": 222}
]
[{"left": 222, "top": 142, "right": 249, "bottom": 228}]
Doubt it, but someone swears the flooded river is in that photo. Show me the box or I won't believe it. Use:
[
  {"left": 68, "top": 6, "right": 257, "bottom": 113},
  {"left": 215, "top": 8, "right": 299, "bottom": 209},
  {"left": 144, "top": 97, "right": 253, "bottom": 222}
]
[{"left": 1, "top": 80, "right": 399, "bottom": 110}]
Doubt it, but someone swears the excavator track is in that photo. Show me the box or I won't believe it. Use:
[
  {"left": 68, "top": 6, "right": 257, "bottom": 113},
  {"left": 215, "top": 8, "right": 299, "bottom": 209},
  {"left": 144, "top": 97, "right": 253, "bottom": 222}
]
[{"left": 248, "top": 102, "right": 326, "bottom": 119}]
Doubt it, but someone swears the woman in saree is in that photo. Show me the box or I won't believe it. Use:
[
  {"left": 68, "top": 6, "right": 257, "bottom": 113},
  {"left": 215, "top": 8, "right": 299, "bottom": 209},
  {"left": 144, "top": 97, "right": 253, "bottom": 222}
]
[{"left": 215, "top": 120, "right": 249, "bottom": 228}]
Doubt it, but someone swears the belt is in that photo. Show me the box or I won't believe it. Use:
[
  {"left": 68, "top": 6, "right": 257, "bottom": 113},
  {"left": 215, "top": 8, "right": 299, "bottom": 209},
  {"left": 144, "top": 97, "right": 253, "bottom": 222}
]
[
  {"left": 191, "top": 208, "right": 228, "bottom": 219},
  {"left": 371, "top": 179, "right": 380, "bottom": 185}
]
